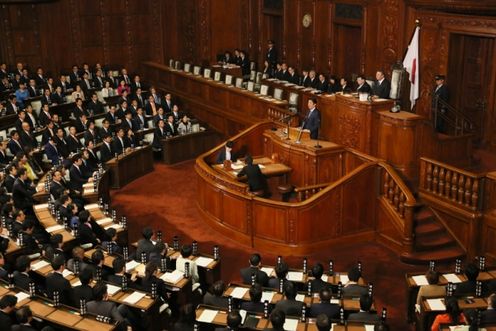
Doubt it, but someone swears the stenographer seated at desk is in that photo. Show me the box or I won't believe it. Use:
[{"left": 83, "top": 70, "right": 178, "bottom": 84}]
[{"left": 236, "top": 155, "right": 269, "bottom": 197}]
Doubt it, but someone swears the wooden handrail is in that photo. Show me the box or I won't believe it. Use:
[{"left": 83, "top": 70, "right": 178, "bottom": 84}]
[
  {"left": 294, "top": 182, "right": 331, "bottom": 202},
  {"left": 419, "top": 157, "right": 484, "bottom": 211}
]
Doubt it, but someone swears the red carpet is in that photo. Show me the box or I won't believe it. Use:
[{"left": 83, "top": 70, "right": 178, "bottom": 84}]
[{"left": 111, "top": 160, "right": 423, "bottom": 330}]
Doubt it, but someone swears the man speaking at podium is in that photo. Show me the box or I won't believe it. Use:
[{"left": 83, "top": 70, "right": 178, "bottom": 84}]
[{"left": 302, "top": 98, "right": 321, "bottom": 139}]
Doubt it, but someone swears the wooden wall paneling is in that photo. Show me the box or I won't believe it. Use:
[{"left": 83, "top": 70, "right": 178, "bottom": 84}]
[
  {"left": 209, "top": 0, "right": 242, "bottom": 61},
  {"left": 252, "top": 203, "right": 288, "bottom": 243},
  {"left": 221, "top": 192, "right": 248, "bottom": 233}
]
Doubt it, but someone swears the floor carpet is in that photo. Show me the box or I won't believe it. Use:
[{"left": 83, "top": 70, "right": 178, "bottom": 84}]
[{"left": 111, "top": 160, "right": 424, "bottom": 330}]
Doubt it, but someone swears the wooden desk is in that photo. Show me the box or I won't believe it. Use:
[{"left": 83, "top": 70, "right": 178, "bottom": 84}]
[
  {"left": 212, "top": 157, "right": 292, "bottom": 180},
  {"left": 33, "top": 204, "right": 76, "bottom": 245},
  {"left": 160, "top": 128, "right": 221, "bottom": 165},
  {"left": 210, "top": 64, "right": 243, "bottom": 78},
  {"left": 106, "top": 145, "right": 153, "bottom": 189}
]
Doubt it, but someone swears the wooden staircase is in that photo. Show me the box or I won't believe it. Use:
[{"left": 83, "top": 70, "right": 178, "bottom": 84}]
[{"left": 401, "top": 206, "right": 465, "bottom": 265}]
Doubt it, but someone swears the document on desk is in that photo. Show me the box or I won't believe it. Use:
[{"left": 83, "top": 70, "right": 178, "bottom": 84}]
[
  {"left": 45, "top": 224, "right": 64, "bottom": 233},
  {"left": 71, "top": 280, "right": 82, "bottom": 287},
  {"left": 107, "top": 284, "right": 121, "bottom": 296},
  {"left": 96, "top": 218, "right": 113, "bottom": 225},
  {"left": 261, "top": 291, "right": 275, "bottom": 303},
  {"left": 84, "top": 203, "right": 99, "bottom": 210},
  {"left": 283, "top": 318, "right": 299, "bottom": 331},
  {"left": 261, "top": 267, "right": 274, "bottom": 277},
  {"left": 195, "top": 256, "right": 214, "bottom": 268},
  {"left": 339, "top": 274, "right": 349, "bottom": 284},
  {"left": 443, "top": 273, "right": 463, "bottom": 283},
  {"left": 62, "top": 269, "right": 74, "bottom": 278},
  {"left": 160, "top": 269, "right": 184, "bottom": 284},
  {"left": 123, "top": 291, "right": 146, "bottom": 305},
  {"left": 34, "top": 204, "right": 49, "bottom": 211},
  {"left": 125, "top": 260, "right": 140, "bottom": 272},
  {"left": 31, "top": 260, "right": 50, "bottom": 271},
  {"left": 295, "top": 294, "right": 305, "bottom": 302},
  {"left": 331, "top": 299, "right": 340, "bottom": 304},
  {"left": 364, "top": 325, "right": 376, "bottom": 331},
  {"left": 426, "top": 298, "right": 446, "bottom": 311},
  {"left": 231, "top": 287, "right": 248, "bottom": 299},
  {"left": 230, "top": 163, "right": 244, "bottom": 170},
  {"left": 15, "top": 292, "right": 30, "bottom": 303},
  {"left": 287, "top": 271, "right": 304, "bottom": 282},
  {"left": 197, "top": 309, "right": 218, "bottom": 323},
  {"left": 257, "top": 164, "right": 266, "bottom": 169},
  {"left": 411, "top": 275, "right": 429, "bottom": 286},
  {"left": 104, "top": 223, "right": 123, "bottom": 230}
]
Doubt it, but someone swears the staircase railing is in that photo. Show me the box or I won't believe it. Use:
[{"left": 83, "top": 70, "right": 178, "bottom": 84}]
[
  {"left": 433, "top": 96, "right": 477, "bottom": 136},
  {"left": 419, "top": 157, "right": 485, "bottom": 212},
  {"left": 294, "top": 183, "right": 331, "bottom": 202},
  {"left": 267, "top": 107, "right": 299, "bottom": 127},
  {"left": 378, "top": 162, "right": 417, "bottom": 254}
]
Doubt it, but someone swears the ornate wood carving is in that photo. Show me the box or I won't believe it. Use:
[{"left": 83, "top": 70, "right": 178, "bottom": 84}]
[{"left": 337, "top": 113, "right": 361, "bottom": 149}]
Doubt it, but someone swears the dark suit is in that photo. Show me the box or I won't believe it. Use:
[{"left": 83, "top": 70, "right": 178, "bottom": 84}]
[
  {"left": 38, "top": 111, "right": 52, "bottom": 127},
  {"left": 46, "top": 271, "right": 73, "bottom": 305},
  {"left": 13, "top": 271, "right": 32, "bottom": 291},
  {"left": 0, "top": 310, "right": 14, "bottom": 331},
  {"left": 316, "top": 80, "right": 328, "bottom": 92},
  {"left": 69, "top": 164, "right": 88, "bottom": 191},
  {"left": 87, "top": 100, "right": 104, "bottom": 115},
  {"left": 372, "top": 79, "right": 391, "bottom": 99},
  {"left": 0, "top": 149, "right": 12, "bottom": 165},
  {"left": 78, "top": 221, "right": 99, "bottom": 246},
  {"left": 100, "top": 142, "right": 114, "bottom": 163},
  {"left": 240, "top": 301, "right": 265, "bottom": 313},
  {"left": 309, "top": 302, "right": 340, "bottom": 319},
  {"left": 237, "top": 164, "right": 268, "bottom": 193},
  {"left": 112, "top": 137, "right": 128, "bottom": 155},
  {"left": 152, "top": 127, "right": 166, "bottom": 149},
  {"left": 216, "top": 148, "right": 237, "bottom": 164},
  {"left": 203, "top": 293, "right": 229, "bottom": 308},
  {"left": 347, "top": 311, "right": 381, "bottom": 323},
  {"left": 481, "top": 309, "right": 496, "bottom": 326},
  {"left": 134, "top": 115, "right": 147, "bottom": 130},
  {"left": 275, "top": 299, "right": 304, "bottom": 316},
  {"left": 357, "top": 82, "right": 372, "bottom": 93},
  {"left": 266, "top": 47, "right": 278, "bottom": 68},
  {"left": 342, "top": 284, "right": 368, "bottom": 297},
  {"left": 67, "top": 135, "right": 82, "bottom": 153},
  {"left": 164, "top": 121, "right": 176, "bottom": 136},
  {"left": 73, "top": 284, "right": 94, "bottom": 306},
  {"left": 8, "top": 139, "right": 23, "bottom": 156},
  {"left": 40, "top": 95, "right": 52, "bottom": 106},
  {"left": 105, "top": 112, "right": 119, "bottom": 125},
  {"left": 83, "top": 129, "right": 99, "bottom": 144},
  {"left": 302, "top": 108, "right": 321, "bottom": 140},
  {"left": 310, "top": 278, "right": 329, "bottom": 293},
  {"left": 44, "top": 142, "right": 60, "bottom": 165},
  {"left": 288, "top": 73, "right": 299, "bottom": 85},
  {"left": 454, "top": 281, "right": 477, "bottom": 297},
  {"left": 4, "top": 174, "right": 17, "bottom": 193},
  {"left": 240, "top": 266, "right": 269, "bottom": 286},
  {"left": 41, "top": 128, "right": 55, "bottom": 145},
  {"left": 6, "top": 102, "right": 18, "bottom": 115},
  {"left": 12, "top": 178, "right": 35, "bottom": 211},
  {"left": 93, "top": 76, "right": 105, "bottom": 89},
  {"left": 87, "top": 300, "right": 125, "bottom": 322},
  {"left": 136, "top": 238, "right": 155, "bottom": 262},
  {"left": 51, "top": 92, "right": 65, "bottom": 104},
  {"left": 54, "top": 136, "right": 69, "bottom": 158},
  {"left": 19, "top": 130, "right": 37, "bottom": 149}
]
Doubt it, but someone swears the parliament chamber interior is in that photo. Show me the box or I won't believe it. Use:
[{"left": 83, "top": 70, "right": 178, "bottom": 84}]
[{"left": 0, "top": 0, "right": 496, "bottom": 330}]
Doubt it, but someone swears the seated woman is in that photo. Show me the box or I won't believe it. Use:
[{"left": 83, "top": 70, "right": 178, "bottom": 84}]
[
  {"left": 430, "top": 297, "right": 467, "bottom": 331},
  {"left": 71, "top": 84, "right": 85, "bottom": 101},
  {"left": 177, "top": 115, "right": 191, "bottom": 135},
  {"left": 117, "top": 80, "right": 130, "bottom": 96},
  {"left": 101, "top": 80, "right": 115, "bottom": 98}
]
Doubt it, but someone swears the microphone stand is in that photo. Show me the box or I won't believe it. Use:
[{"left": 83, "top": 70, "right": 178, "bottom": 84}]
[
  {"left": 280, "top": 114, "right": 293, "bottom": 140},
  {"left": 295, "top": 120, "right": 306, "bottom": 144},
  {"left": 314, "top": 132, "right": 322, "bottom": 148}
]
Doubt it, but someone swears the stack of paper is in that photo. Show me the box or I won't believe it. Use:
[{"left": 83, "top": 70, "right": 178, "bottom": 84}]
[
  {"left": 197, "top": 309, "right": 218, "bottom": 323},
  {"left": 195, "top": 257, "right": 214, "bottom": 268},
  {"left": 46, "top": 224, "right": 64, "bottom": 233},
  {"left": 125, "top": 260, "right": 140, "bottom": 273},
  {"left": 71, "top": 280, "right": 82, "bottom": 287},
  {"left": 84, "top": 203, "right": 99, "bottom": 210},
  {"left": 365, "top": 325, "right": 376, "bottom": 331},
  {"left": 62, "top": 269, "right": 73, "bottom": 278},
  {"left": 412, "top": 275, "right": 429, "bottom": 286},
  {"left": 231, "top": 287, "right": 248, "bottom": 299},
  {"left": 105, "top": 223, "right": 123, "bottom": 230},
  {"left": 426, "top": 298, "right": 446, "bottom": 311},
  {"left": 160, "top": 270, "right": 184, "bottom": 284},
  {"left": 123, "top": 291, "right": 146, "bottom": 304},
  {"left": 295, "top": 294, "right": 305, "bottom": 302},
  {"left": 283, "top": 318, "right": 299, "bottom": 331},
  {"left": 287, "top": 271, "right": 303, "bottom": 282},
  {"left": 31, "top": 260, "right": 50, "bottom": 271},
  {"left": 107, "top": 284, "right": 121, "bottom": 296},
  {"left": 331, "top": 299, "right": 340, "bottom": 304},
  {"left": 443, "top": 273, "right": 463, "bottom": 283},
  {"left": 261, "top": 291, "right": 275, "bottom": 303},
  {"left": 15, "top": 292, "right": 30, "bottom": 303},
  {"left": 96, "top": 218, "right": 113, "bottom": 226},
  {"left": 34, "top": 204, "right": 49, "bottom": 211},
  {"left": 339, "top": 274, "right": 349, "bottom": 284},
  {"left": 261, "top": 267, "right": 274, "bottom": 277}
]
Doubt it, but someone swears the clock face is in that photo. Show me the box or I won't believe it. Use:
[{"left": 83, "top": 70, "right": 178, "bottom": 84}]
[{"left": 302, "top": 13, "right": 312, "bottom": 28}]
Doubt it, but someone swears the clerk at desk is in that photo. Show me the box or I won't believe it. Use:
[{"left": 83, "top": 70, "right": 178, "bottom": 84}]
[
  {"left": 302, "top": 98, "right": 321, "bottom": 139},
  {"left": 216, "top": 140, "right": 237, "bottom": 164},
  {"left": 237, "top": 155, "right": 268, "bottom": 195}
]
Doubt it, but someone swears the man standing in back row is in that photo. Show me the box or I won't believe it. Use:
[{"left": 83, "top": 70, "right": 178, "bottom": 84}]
[{"left": 302, "top": 98, "right": 321, "bottom": 140}]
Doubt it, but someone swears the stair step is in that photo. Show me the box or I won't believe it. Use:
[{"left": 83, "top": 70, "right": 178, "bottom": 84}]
[
  {"left": 400, "top": 246, "right": 466, "bottom": 265},
  {"left": 415, "top": 221, "right": 444, "bottom": 236},
  {"left": 415, "top": 233, "right": 456, "bottom": 251},
  {"left": 415, "top": 209, "right": 433, "bottom": 222}
]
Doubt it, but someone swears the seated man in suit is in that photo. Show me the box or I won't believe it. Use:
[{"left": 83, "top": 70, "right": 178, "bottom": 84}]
[
  {"left": 302, "top": 98, "right": 321, "bottom": 140},
  {"left": 268, "top": 261, "right": 290, "bottom": 290},
  {"left": 240, "top": 253, "right": 269, "bottom": 286},
  {"left": 12, "top": 168, "right": 36, "bottom": 213},
  {"left": 44, "top": 233, "right": 64, "bottom": 262},
  {"left": 481, "top": 293, "right": 496, "bottom": 326},
  {"left": 136, "top": 227, "right": 156, "bottom": 262},
  {"left": 13, "top": 255, "right": 33, "bottom": 291},
  {"left": 87, "top": 282, "right": 130, "bottom": 327},
  {"left": 67, "top": 126, "right": 82, "bottom": 154},
  {"left": 69, "top": 154, "right": 93, "bottom": 192},
  {"left": 13, "top": 306, "right": 37, "bottom": 331},
  {"left": 316, "top": 314, "right": 331, "bottom": 331},
  {"left": 310, "top": 263, "right": 328, "bottom": 293},
  {"left": 356, "top": 75, "right": 371, "bottom": 93},
  {"left": 72, "top": 267, "right": 94, "bottom": 306},
  {"left": 107, "top": 257, "right": 138, "bottom": 288},
  {"left": 371, "top": 70, "right": 391, "bottom": 99},
  {"left": 416, "top": 270, "right": 446, "bottom": 305},
  {"left": 275, "top": 281, "right": 303, "bottom": 316},
  {"left": 44, "top": 136, "right": 61, "bottom": 166},
  {"left": 454, "top": 263, "right": 480, "bottom": 297},
  {"left": 86, "top": 93, "right": 104, "bottom": 115},
  {"left": 309, "top": 287, "right": 340, "bottom": 319},
  {"left": 216, "top": 141, "right": 237, "bottom": 164},
  {"left": 0, "top": 295, "right": 17, "bottom": 331},
  {"left": 237, "top": 155, "right": 269, "bottom": 196},
  {"left": 152, "top": 119, "right": 166, "bottom": 150},
  {"left": 66, "top": 246, "right": 90, "bottom": 273},
  {"left": 348, "top": 293, "right": 380, "bottom": 322},
  {"left": 111, "top": 127, "right": 130, "bottom": 155},
  {"left": 267, "top": 309, "right": 286, "bottom": 331},
  {"left": 342, "top": 266, "right": 367, "bottom": 297},
  {"left": 203, "top": 280, "right": 229, "bottom": 308},
  {"left": 164, "top": 114, "right": 177, "bottom": 137},
  {"left": 8, "top": 130, "right": 24, "bottom": 157},
  {"left": 77, "top": 210, "right": 100, "bottom": 247},
  {"left": 46, "top": 255, "right": 73, "bottom": 305},
  {"left": 240, "top": 283, "right": 265, "bottom": 313},
  {"left": 100, "top": 134, "right": 114, "bottom": 163}
]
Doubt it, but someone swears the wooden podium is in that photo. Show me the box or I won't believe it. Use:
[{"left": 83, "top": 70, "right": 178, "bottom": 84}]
[{"left": 287, "top": 126, "right": 310, "bottom": 141}]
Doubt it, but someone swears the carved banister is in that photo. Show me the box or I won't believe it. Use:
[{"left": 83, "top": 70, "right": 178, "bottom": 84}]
[
  {"left": 295, "top": 183, "right": 331, "bottom": 202},
  {"left": 419, "top": 157, "right": 485, "bottom": 211}
]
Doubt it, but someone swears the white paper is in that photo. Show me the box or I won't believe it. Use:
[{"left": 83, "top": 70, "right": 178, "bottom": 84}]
[
  {"left": 443, "top": 273, "right": 463, "bottom": 284},
  {"left": 239, "top": 309, "right": 247, "bottom": 324},
  {"left": 365, "top": 325, "right": 376, "bottom": 331},
  {"left": 339, "top": 275, "right": 349, "bottom": 284},
  {"left": 261, "top": 267, "right": 274, "bottom": 277},
  {"left": 231, "top": 164, "right": 244, "bottom": 170},
  {"left": 330, "top": 323, "right": 336, "bottom": 331},
  {"left": 412, "top": 275, "right": 429, "bottom": 286},
  {"left": 96, "top": 218, "right": 113, "bottom": 225},
  {"left": 123, "top": 291, "right": 146, "bottom": 305},
  {"left": 449, "top": 326, "right": 469, "bottom": 331},
  {"left": 107, "top": 284, "right": 121, "bottom": 296},
  {"left": 261, "top": 291, "right": 275, "bottom": 303},
  {"left": 72, "top": 280, "right": 82, "bottom": 287},
  {"left": 195, "top": 256, "right": 214, "bottom": 268},
  {"left": 331, "top": 299, "right": 340, "bottom": 304},
  {"left": 46, "top": 224, "right": 64, "bottom": 233},
  {"left": 231, "top": 287, "right": 248, "bottom": 299},
  {"left": 62, "top": 269, "right": 73, "bottom": 278},
  {"left": 34, "top": 204, "right": 49, "bottom": 210},
  {"left": 426, "top": 298, "right": 446, "bottom": 311},
  {"left": 104, "top": 223, "right": 123, "bottom": 230},
  {"left": 84, "top": 203, "right": 99, "bottom": 210},
  {"left": 31, "top": 260, "right": 50, "bottom": 271},
  {"left": 283, "top": 318, "right": 299, "bottom": 331},
  {"left": 160, "top": 269, "right": 184, "bottom": 284},
  {"left": 258, "top": 164, "right": 266, "bottom": 169},
  {"left": 125, "top": 260, "right": 140, "bottom": 272},
  {"left": 83, "top": 183, "right": 93, "bottom": 188},
  {"left": 197, "top": 309, "right": 218, "bottom": 323},
  {"left": 295, "top": 294, "right": 305, "bottom": 302},
  {"left": 321, "top": 275, "right": 329, "bottom": 282},
  {"left": 287, "top": 271, "right": 303, "bottom": 282},
  {"left": 15, "top": 292, "right": 30, "bottom": 302}
]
